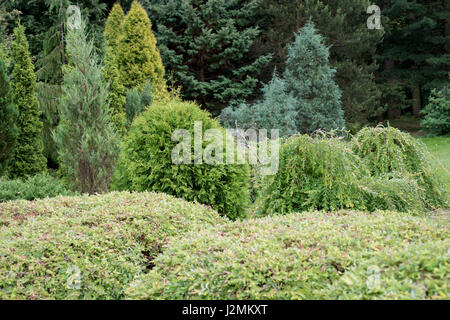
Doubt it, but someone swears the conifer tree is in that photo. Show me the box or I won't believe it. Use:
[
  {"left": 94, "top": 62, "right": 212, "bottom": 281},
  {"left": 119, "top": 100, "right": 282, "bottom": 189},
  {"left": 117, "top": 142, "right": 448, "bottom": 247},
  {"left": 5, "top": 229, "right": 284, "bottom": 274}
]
[
  {"left": 54, "top": 22, "right": 120, "bottom": 194},
  {"left": 103, "top": 2, "right": 127, "bottom": 135},
  {"left": 283, "top": 21, "right": 345, "bottom": 133},
  {"left": 8, "top": 22, "right": 46, "bottom": 178},
  {"left": 0, "top": 49, "right": 18, "bottom": 176},
  {"left": 142, "top": 0, "right": 271, "bottom": 114},
  {"left": 116, "top": 1, "right": 166, "bottom": 99}
]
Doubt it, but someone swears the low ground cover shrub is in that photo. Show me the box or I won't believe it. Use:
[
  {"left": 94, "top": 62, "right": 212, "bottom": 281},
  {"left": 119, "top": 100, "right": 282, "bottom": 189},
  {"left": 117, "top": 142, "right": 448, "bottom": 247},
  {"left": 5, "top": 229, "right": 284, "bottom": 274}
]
[
  {"left": 125, "top": 210, "right": 449, "bottom": 300},
  {"left": 0, "top": 172, "right": 77, "bottom": 202},
  {"left": 0, "top": 192, "right": 224, "bottom": 299},
  {"left": 111, "top": 99, "right": 250, "bottom": 220}
]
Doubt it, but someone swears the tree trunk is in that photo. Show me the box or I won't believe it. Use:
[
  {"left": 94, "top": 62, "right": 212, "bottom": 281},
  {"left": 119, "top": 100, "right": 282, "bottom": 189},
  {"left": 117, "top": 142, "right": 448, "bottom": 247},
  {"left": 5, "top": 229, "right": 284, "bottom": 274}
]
[{"left": 412, "top": 85, "right": 421, "bottom": 118}]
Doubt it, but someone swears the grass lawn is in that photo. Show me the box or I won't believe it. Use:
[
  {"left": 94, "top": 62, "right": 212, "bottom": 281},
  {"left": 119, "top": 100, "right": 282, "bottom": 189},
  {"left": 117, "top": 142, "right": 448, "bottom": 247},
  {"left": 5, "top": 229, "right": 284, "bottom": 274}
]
[{"left": 421, "top": 136, "right": 450, "bottom": 195}]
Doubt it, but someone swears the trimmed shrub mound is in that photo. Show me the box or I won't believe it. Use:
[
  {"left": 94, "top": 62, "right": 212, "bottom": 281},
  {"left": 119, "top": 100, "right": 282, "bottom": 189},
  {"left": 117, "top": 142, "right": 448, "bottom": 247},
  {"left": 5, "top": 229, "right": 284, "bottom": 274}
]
[
  {"left": 125, "top": 210, "right": 449, "bottom": 300},
  {"left": 111, "top": 99, "right": 250, "bottom": 220},
  {"left": 0, "top": 192, "right": 224, "bottom": 299},
  {"left": 352, "top": 126, "right": 448, "bottom": 208},
  {"left": 0, "top": 172, "right": 77, "bottom": 202}
]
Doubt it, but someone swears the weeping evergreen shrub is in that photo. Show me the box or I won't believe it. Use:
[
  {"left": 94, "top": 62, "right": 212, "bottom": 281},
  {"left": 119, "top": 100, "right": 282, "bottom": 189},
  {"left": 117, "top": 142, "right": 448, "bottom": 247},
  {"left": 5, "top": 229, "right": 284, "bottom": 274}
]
[
  {"left": 111, "top": 99, "right": 250, "bottom": 220},
  {"left": 352, "top": 125, "right": 447, "bottom": 209},
  {"left": 260, "top": 134, "right": 368, "bottom": 215}
]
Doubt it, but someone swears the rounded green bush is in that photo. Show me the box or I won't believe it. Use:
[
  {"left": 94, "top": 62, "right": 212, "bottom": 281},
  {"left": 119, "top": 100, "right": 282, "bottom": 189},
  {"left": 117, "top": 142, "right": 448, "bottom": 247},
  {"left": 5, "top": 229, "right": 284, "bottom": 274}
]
[
  {"left": 125, "top": 210, "right": 449, "bottom": 300},
  {"left": 260, "top": 134, "right": 368, "bottom": 215},
  {"left": 0, "top": 192, "right": 224, "bottom": 299},
  {"left": 111, "top": 99, "right": 250, "bottom": 220},
  {"left": 352, "top": 125, "right": 448, "bottom": 208}
]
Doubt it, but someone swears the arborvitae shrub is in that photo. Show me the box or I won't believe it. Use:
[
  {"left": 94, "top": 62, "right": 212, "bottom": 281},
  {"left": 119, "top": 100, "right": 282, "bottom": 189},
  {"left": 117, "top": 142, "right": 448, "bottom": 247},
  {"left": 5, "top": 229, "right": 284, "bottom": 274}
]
[
  {"left": 352, "top": 125, "right": 447, "bottom": 208},
  {"left": 421, "top": 88, "right": 450, "bottom": 136},
  {"left": 111, "top": 99, "right": 250, "bottom": 220},
  {"left": 116, "top": 1, "right": 166, "bottom": 98},
  {"left": 8, "top": 23, "right": 46, "bottom": 178},
  {"left": 260, "top": 134, "right": 368, "bottom": 215}
]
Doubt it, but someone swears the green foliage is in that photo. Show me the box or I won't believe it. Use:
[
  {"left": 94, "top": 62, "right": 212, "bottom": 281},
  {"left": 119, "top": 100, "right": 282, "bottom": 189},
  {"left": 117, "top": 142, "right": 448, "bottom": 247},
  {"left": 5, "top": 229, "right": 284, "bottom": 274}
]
[
  {"left": 103, "top": 2, "right": 127, "bottom": 135},
  {"left": 221, "top": 22, "right": 345, "bottom": 135},
  {"left": 143, "top": 0, "right": 271, "bottom": 114},
  {"left": 54, "top": 23, "right": 120, "bottom": 194},
  {"left": 260, "top": 127, "right": 447, "bottom": 216},
  {"left": 111, "top": 99, "right": 250, "bottom": 219},
  {"left": 125, "top": 210, "right": 449, "bottom": 299},
  {"left": 8, "top": 23, "right": 46, "bottom": 179},
  {"left": 0, "top": 52, "right": 18, "bottom": 176},
  {"left": 125, "top": 80, "right": 153, "bottom": 130},
  {"left": 0, "top": 172, "right": 76, "bottom": 202},
  {"left": 421, "top": 136, "right": 450, "bottom": 195},
  {"left": 260, "top": 134, "right": 368, "bottom": 215},
  {"left": 116, "top": 1, "right": 166, "bottom": 99},
  {"left": 0, "top": 192, "right": 224, "bottom": 299},
  {"left": 283, "top": 21, "right": 345, "bottom": 133},
  {"left": 254, "top": 0, "right": 382, "bottom": 125},
  {"left": 220, "top": 73, "right": 298, "bottom": 136},
  {"left": 421, "top": 88, "right": 450, "bottom": 136},
  {"left": 328, "top": 239, "right": 449, "bottom": 299},
  {"left": 352, "top": 125, "right": 447, "bottom": 208}
]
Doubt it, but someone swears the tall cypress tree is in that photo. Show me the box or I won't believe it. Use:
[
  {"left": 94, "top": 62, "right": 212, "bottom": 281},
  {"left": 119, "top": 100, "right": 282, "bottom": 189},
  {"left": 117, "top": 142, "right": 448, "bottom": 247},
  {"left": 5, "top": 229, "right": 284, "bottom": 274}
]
[
  {"left": 142, "top": 0, "right": 271, "bottom": 115},
  {"left": 0, "top": 49, "right": 18, "bottom": 176},
  {"left": 284, "top": 21, "right": 345, "bottom": 133},
  {"left": 116, "top": 1, "right": 166, "bottom": 98},
  {"left": 8, "top": 22, "right": 46, "bottom": 178},
  {"left": 103, "top": 2, "right": 127, "bottom": 135},
  {"left": 54, "top": 22, "right": 120, "bottom": 194}
]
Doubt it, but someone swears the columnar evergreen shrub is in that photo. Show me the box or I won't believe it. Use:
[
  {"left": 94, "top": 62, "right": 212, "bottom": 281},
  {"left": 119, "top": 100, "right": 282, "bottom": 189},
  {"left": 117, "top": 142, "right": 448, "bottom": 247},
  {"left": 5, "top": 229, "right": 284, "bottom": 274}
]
[
  {"left": 352, "top": 126, "right": 447, "bottom": 208},
  {"left": 103, "top": 2, "right": 127, "bottom": 135},
  {"left": 116, "top": 1, "right": 166, "bottom": 98},
  {"left": 111, "top": 99, "right": 250, "bottom": 220},
  {"left": 8, "top": 23, "right": 46, "bottom": 178},
  {"left": 0, "top": 52, "right": 18, "bottom": 176},
  {"left": 421, "top": 88, "right": 450, "bottom": 136},
  {"left": 54, "top": 23, "right": 120, "bottom": 194}
]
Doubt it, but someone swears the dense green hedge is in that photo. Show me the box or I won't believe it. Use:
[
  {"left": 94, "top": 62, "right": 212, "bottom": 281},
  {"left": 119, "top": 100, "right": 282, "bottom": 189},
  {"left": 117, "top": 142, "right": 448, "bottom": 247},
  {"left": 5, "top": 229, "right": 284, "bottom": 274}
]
[
  {"left": 126, "top": 210, "right": 449, "bottom": 300},
  {"left": 111, "top": 99, "right": 250, "bottom": 220},
  {"left": 0, "top": 172, "right": 77, "bottom": 202},
  {"left": 0, "top": 192, "right": 224, "bottom": 299}
]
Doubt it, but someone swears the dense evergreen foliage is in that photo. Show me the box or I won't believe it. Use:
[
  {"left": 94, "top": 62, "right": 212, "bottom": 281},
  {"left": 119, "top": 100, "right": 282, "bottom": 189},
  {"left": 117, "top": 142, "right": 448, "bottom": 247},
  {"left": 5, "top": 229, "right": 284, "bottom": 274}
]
[
  {"left": 54, "top": 23, "right": 120, "bottom": 194},
  {"left": 0, "top": 50, "right": 18, "bottom": 176},
  {"left": 8, "top": 23, "right": 46, "bottom": 179},
  {"left": 421, "top": 88, "right": 450, "bottom": 136},
  {"left": 111, "top": 99, "right": 250, "bottom": 219},
  {"left": 142, "top": 0, "right": 271, "bottom": 114}
]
